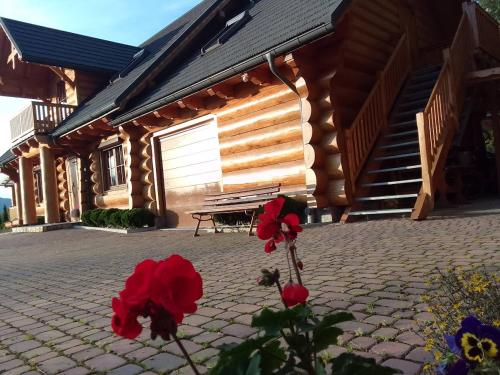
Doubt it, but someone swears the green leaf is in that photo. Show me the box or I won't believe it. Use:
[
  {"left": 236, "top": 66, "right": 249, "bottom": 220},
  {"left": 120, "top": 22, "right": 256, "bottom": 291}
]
[
  {"left": 312, "top": 312, "right": 353, "bottom": 352},
  {"left": 210, "top": 336, "right": 272, "bottom": 375},
  {"left": 313, "top": 326, "right": 343, "bottom": 352},
  {"left": 261, "top": 340, "right": 286, "bottom": 374},
  {"left": 317, "top": 312, "right": 354, "bottom": 329},
  {"left": 251, "top": 306, "right": 311, "bottom": 335},
  {"left": 315, "top": 359, "right": 327, "bottom": 375},
  {"left": 330, "top": 353, "right": 402, "bottom": 375},
  {"left": 245, "top": 354, "right": 261, "bottom": 375}
]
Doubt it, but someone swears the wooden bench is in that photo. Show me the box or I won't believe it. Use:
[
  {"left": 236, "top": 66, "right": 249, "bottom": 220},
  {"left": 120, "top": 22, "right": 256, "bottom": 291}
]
[{"left": 187, "top": 185, "right": 281, "bottom": 237}]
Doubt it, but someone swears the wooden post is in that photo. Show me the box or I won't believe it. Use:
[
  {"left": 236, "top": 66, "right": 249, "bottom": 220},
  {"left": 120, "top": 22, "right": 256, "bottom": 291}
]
[
  {"left": 19, "top": 156, "right": 37, "bottom": 225},
  {"left": 463, "top": 2, "right": 479, "bottom": 48},
  {"left": 416, "top": 113, "right": 433, "bottom": 207},
  {"left": 491, "top": 83, "right": 500, "bottom": 196},
  {"left": 40, "top": 146, "right": 60, "bottom": 223},
  {"left": 14, "top": 182, "right": 23, "bottom": 226}
]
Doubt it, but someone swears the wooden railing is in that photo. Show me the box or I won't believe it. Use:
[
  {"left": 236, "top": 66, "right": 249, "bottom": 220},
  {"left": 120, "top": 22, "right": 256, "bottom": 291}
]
[
  {"left": 10, "top": 101, "right": 76, "bottom": 142},
  {"left": 470, "top": 3, "right": 500, "bottom": 61},
  {"left": 346, "top": 34, "right": 411, "bottom": 187},
  {"left": 412, "top": 13, "right": 474, "bottom": 220}
]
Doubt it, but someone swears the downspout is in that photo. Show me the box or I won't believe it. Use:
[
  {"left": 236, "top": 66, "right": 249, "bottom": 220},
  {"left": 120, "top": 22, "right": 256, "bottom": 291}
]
[{"left": 265, "top": 53, "right": 315, "bottom": 223}]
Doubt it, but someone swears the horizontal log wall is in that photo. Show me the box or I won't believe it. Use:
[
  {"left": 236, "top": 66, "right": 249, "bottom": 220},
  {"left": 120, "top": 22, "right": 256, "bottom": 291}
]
[{"left": 214, "top": 83, "right": 306, "bottom": 195}]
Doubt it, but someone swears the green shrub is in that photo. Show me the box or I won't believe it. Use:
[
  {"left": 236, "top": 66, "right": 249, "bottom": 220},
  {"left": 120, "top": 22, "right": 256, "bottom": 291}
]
[
  {"left": 36, "top": 216, "right": 45, "bottom": 225},
  {"left": 109, "top": 211, "right": 123, "bottom": 228},
  {"left": 81, "top": 210, "right": 93, "bottom": 226},
  {"left": 121, "top": 208, "right": 155, "bottom": 228},
  {"left": 98, "top": 208, "right": 120, "bottom": 227},
  {"left": 214, "top": 212, "right": 251, "bottom": 226},
  {"left": 89, "top": 209, "right": 104, "bottom": 227}
]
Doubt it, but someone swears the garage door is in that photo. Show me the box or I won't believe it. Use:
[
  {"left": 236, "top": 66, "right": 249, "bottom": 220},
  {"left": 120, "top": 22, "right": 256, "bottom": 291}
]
[{"left": 159, "top": 118, "right": 222, "bottom": 227}]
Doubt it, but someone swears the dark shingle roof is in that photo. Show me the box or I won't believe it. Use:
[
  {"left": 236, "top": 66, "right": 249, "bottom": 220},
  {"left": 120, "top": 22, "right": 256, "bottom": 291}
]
[
  {"left": 0, "top": 150, "right": 15, "bottom": 167},
  {"left": 0, "top": 17, "right": 141, "bottom": 73},
  {"left": 51, "top": 0, "right": 223, "bottom": 137},
  {"left": 111, "top": 0, "right": 349, "bottom": 125}
]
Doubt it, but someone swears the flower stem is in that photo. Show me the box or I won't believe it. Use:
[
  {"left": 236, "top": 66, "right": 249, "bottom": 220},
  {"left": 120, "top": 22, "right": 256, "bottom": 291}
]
[
  {"left": 173, "top": 332, "right": 200, "bottom": 375},
  {"left": 275, "top": 280, "right": 289, "bottom": 309},
  {"left": 289, "top": 244, "right": 303, "bottom": 285}
]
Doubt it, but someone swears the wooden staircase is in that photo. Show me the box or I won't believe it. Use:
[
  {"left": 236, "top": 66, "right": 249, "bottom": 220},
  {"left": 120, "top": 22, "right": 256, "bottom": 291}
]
[
  {"left": 348, "top": 66, "right": 441, "bottom": 218},
  {"left": 343, "top": 2, "right": 500, "bottom": 222}
]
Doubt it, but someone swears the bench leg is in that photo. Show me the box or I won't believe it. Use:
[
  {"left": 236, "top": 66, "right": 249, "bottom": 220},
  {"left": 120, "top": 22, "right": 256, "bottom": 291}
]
[
  {"left": 248, "top": 210, "right": 257, "bottom": 236},
  {"left": 193, "top": 217, "right": 201, "bottom": 237},
  {"left": 211, "top": 215, "right": 219, "bottom": 234}
]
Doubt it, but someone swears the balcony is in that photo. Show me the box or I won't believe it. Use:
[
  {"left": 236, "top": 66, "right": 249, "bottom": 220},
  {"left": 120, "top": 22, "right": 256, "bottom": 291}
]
[{"left": 10, "top": 101, "right": 76, "bottom": 143}]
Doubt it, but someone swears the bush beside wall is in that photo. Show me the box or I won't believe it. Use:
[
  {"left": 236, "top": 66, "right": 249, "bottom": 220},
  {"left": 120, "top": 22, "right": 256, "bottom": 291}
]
[{"left": 81, "top": 208, "right": 156, "bottom": 229}]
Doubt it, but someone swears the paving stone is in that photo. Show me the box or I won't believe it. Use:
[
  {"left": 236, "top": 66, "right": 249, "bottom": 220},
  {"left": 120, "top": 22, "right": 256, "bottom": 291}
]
[
  {"left": 126, "top": 347, "right": 159, "bottom": 361},
  {"left": 212, "top": 335, "right": 244, "bottom": 347},
  {"left": 142, "top": 353, "right": 186, "bottom": 372},
  {"left": 371, "top": 342, "right": 411, "bottom": 357},
  {"left": 106, "top": 339, "right": 143, "bottom": 355},
  {"left": 9, "top": 339, "right": 41, "bottom": 353},
  {"left": 59, "top": 367, "right": 91, "bottom": 375},
  {"left": 38, "top": 356, "right": 77, "bottom": 374},
  {"left": 0, "top": 360, "right": 25, "bottom": 372},
  {"left": 349, "top": 336, "right": 377, "bottom": 350},
  {"left": 372, "top": 327, "right": 399, "bottom": 340},
  {"left": 381, "top": 359, "right": 421, "bottom": 375},
  {"left": 221, "top": 323, "right": 257, "bottom": 338},
  {"left": 2, "top": 365, "right": 33, "bottom": 375},
  {"left": 163, "top": 340, "right": 202, "bottom": 356},
  {"left": 191, "top": 348, "right": 220, "bottom": 364},
  {"left": 228, "top": 304, "right": 261, "bottom": 314},
  {"left": 85, "top": 353, "right": 127, "bottom": 371},
  {"left": 108, "top": 364, "right": 144, "bottom": 375},
  {"left": 71, "top": 347, "right": 105, "bottom": 361},
  {"left": 396, "top": 332, "right": 425, "bottom": 346},
  {"left": 336, "top": 321, "right": 376, "bottom": 335},
  {"left": 405, "top": 347, "right": 433, "bottom": 363}
]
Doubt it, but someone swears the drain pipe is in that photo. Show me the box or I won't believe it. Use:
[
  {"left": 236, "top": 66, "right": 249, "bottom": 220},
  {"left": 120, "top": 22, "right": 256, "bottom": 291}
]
[{"left": 265, "top": 53, "right": 316, "bottom": 224}]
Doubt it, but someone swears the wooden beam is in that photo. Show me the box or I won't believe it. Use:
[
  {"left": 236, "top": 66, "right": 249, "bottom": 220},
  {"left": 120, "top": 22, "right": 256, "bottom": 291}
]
[
  {"left": 7, "top": 44, "right": 18, "bottom": 69},
  {"left": 207, "top": 83, "right": 234, "bottom": 99},
  {"left": 155, "top": 106, "right": 179, "bottom": 119},
  {"left": 467, "top": 67, "right": 500, "bottom": 83},
  {"left": 241, "top": 68, "right": 273, "bottom": 86},
  {"left": 48, "top": 67, "right": 75, "bottom": 87},
  {"left": 490, "top": 82, "right": 500, "bottom": 196}
]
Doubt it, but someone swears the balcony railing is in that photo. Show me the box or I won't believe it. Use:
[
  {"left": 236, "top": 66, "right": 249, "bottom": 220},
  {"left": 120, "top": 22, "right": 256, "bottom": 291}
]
[{"left": 10, "top": 101, "right": 76, "bottom": 143}]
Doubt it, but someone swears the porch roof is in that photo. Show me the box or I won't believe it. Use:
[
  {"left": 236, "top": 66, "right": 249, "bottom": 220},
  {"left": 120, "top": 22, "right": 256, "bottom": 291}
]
[
  {"left": 0, "top": 17, "right": 140, "bottom": 73},
  {"left": 0, "top": 149, "right": 15, "bottom": 167}
]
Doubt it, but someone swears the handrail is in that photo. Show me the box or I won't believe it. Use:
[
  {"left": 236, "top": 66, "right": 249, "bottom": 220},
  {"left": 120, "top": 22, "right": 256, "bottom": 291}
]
[
  {"left": 474, "top": 4, "right": 500, "bottom": 61},
  {"left": 346, "top": 33, "right": 411, "bottom": 188},
  {"left": 10, "top": 101, "right": 76, "bottom": 143},
  {"left": 412, "top": 13, "right": 474, "bottom": 219}
]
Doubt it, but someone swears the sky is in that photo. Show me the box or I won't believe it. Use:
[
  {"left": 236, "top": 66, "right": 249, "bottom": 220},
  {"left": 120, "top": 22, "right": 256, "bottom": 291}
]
[{"left": 0, "top": 0, "right": 202, "bottom": 199}]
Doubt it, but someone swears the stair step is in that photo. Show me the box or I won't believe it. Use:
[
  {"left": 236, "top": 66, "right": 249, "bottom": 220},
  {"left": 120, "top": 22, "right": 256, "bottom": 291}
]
[
  {"left": 407, "top": 81, "right": 435, "bottom": 91},
  {"left": 385, "top": 130, "right": 418, "bottom": 138},
  {"left": 373, "top": 152, "right": 420, "bottom": 161},
  {"left": 402, "top": 89, "right": 433, "bottom": 102},
  {"left": 413, "top": 65, "right": 441, "bottom": 75},
  {"left": 395, "top": 109, "right": 423, "bottom": 119},
  {"left": 389, "top": 119, "right": 417, "bottom": 128},
  {"left": 349, "top": 208, "right": 413, "bottom": 216},
  {"left": 400, "top": 98, "right": 428, "bottom": 109},
  {"left": 356, "top": 194, "right": 418, "bottom": 202},
  {"left": 362, "top": 178, "right": 423, "bottom": 187},
  {"left": 379, "top": 141, "right": 419, "bottom": 150},
  {"left": 367, "top": 165, "right": 421, "bottom": 174}
]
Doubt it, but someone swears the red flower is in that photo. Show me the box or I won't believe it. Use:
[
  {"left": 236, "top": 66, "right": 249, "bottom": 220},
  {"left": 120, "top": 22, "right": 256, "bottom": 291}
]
[
  {"left": 120, "top": 259, "right": 158, "bottom": 312},
  {"left": 257, "top": 197, "right": 285, "bottom": 240},
  {"left": 111, "top": 255, "right": 203, "bottom": 340},
  {"left": 282, "top": 283, "right": 309, "bottom": 307},
  {"left": 256, "top": 197, "right": 303, "bottom": 251},
  {"left": 264, "top": 240, "right": 277, "bottom": 253},
  {"left": 151, "top": 255, "right": 203, "bottom": 324},
  {"left": 111, "top": 297, "right": 142, "bottom": 339}
]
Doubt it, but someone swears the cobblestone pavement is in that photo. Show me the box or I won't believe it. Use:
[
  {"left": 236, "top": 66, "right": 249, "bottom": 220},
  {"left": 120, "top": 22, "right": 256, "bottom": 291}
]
[{"left": 0, "top": 201, "right": 499, "bottom": 375}]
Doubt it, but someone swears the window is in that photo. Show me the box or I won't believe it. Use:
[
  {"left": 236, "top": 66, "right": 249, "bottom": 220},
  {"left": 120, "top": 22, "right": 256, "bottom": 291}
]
[
  {"left": 101, "top": 145, "right": 126, "bottom": 190},
  {"left": 34, "top": 170, "right": 43, "bottom": 203},
  {"left": 201, "top": 10, "right": 251, "bottom": 54}
]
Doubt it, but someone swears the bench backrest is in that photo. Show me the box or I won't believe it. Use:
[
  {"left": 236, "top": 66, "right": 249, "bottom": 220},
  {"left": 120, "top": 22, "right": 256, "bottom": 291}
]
[{"left": 202, "top": 185, "right": 281, "bottom": 208}]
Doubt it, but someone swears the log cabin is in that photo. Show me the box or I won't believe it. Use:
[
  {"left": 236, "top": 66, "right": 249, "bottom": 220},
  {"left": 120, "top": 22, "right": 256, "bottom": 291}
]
[{"left": 0, "top": 0, "right": 499, "bottom": 228}]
